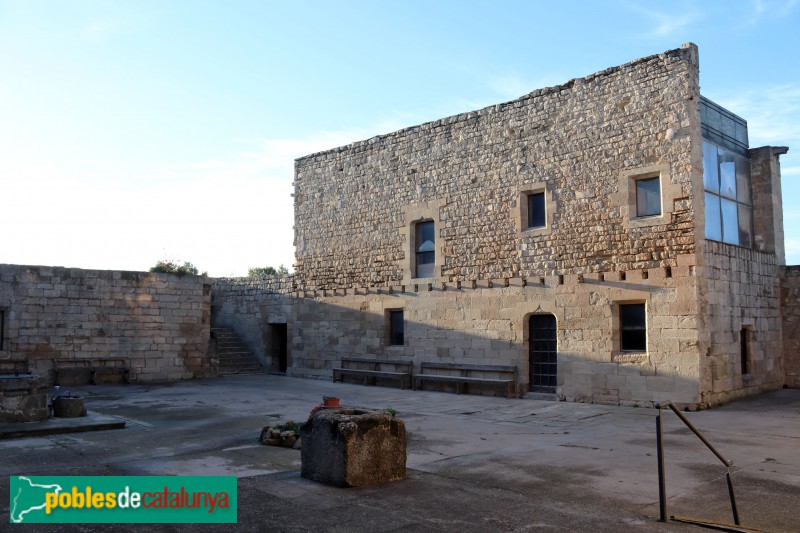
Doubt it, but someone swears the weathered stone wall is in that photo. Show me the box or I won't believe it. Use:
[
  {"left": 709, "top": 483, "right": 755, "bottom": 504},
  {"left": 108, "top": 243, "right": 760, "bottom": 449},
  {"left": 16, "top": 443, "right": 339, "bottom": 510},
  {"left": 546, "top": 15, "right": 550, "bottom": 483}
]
[
  {"left": 781, "top": 266, "right": 800, "bottom": 388},
  {"left": 294, "top": 44, "right": 700, "bottom": 290},
  {"left": 288, "top": 258, "right": 702, "bottom": 407},
  {"left": 697, "top": 243, "right": 784, "bottom": 406},
  {"left": 0, "top": 264, "right": 212, "bottom": 382},
  {"left": 211, "top": 276, "right": 294, "bottom": 371}
]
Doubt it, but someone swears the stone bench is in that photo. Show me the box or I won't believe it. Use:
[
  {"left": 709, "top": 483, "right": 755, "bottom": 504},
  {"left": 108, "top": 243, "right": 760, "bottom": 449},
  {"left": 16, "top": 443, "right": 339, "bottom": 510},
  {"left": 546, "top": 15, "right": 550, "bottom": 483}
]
[
  {"left": 332, "top": 357, "right": 412, "bottom": 389},
  {"left": 414, "top": 362, "right": 518, "bottom": 399},
  {"left": 54, "top": 358, "right": 130, "bottom": 386}
]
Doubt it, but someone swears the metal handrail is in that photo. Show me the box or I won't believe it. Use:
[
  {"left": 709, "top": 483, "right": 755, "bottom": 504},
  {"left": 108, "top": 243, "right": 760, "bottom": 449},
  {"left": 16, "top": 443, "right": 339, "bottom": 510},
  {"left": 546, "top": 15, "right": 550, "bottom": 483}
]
[{"left": 656, "top": 401, "right": 740, "bottom": 527}]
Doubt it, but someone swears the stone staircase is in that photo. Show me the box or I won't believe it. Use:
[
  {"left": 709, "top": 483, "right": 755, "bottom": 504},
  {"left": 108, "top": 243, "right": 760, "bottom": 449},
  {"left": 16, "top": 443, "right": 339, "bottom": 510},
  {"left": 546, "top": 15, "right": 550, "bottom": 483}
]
[{"left": 212, "top": 327, "right": 263, "bottom": 375}]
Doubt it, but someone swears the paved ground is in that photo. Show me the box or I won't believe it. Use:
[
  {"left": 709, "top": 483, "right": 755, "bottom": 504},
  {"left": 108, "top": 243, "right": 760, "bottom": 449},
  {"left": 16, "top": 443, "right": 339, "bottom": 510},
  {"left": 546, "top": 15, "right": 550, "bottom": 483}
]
[{"left": 1, "top": 375, "right": 798, "bottom": 532}]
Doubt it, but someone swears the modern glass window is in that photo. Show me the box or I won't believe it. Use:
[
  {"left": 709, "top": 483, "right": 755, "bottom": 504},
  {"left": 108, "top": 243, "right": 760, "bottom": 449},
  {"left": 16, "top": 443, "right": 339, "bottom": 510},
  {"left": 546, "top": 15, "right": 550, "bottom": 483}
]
[
  {"left": 635, "top": 176, "right": 661, "bottom": 217},
  {"left": 527, "top": 192, "right": 546, "bottom": 228},
  {"left": 388, "top": 310, "right": 404, "bottom": 346},
  {"left": 703, "top": 139, "right": 753, "bottom": 247},
  {"left": 620, "top": 303, "right": 646, "bottom": 352},
  {"left": 415, "top": 220, "right": 435, "bottom": 278}
]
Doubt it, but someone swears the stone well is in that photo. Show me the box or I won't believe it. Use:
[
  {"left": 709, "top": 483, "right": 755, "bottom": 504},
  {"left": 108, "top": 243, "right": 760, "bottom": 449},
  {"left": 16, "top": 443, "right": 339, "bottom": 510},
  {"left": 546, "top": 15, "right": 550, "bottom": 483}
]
[
  {"left": 0, "top": 374, "right": 48, "bottom": 423},
  {"left": 300, "top": 408, "right": 406, "bottom": 488}
]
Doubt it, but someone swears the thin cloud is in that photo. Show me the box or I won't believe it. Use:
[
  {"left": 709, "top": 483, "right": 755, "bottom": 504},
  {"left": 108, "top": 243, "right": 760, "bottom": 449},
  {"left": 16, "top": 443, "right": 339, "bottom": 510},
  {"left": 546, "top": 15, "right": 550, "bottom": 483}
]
[{"left": 619, "top": 1, "right": 702, "bottom": 38}]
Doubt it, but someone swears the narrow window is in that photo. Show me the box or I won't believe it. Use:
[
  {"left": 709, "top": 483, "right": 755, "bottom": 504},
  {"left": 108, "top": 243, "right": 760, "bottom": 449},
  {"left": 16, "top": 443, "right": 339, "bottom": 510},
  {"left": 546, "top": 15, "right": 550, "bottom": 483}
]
[
  {"left": 620, "top": 303, "right": 646, "bottom": 352},
  {"left": 635, "top": 176, "right": 661, "bottom": 217},
  {"left": 740, "top": 328, "right": 749, "bottom": 375},
  {"left": 415, "top": 220, "right": 435, "bottom": 278},
  {"left": 527, "top": 192, "right": 546, "bottom": 228},
  {"left": 0, "top": 310, "right": 4, "bottom": 351},
  {"left": 388, "top": 310, "right": 404, "bottom": 346}
]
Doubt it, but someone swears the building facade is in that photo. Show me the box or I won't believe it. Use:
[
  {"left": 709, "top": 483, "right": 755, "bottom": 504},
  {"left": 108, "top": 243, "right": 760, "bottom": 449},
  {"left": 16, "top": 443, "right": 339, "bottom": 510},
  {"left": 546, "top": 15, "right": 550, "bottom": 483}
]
[{"left": 279, "top": 43, "right": 791, "bottom": 408}]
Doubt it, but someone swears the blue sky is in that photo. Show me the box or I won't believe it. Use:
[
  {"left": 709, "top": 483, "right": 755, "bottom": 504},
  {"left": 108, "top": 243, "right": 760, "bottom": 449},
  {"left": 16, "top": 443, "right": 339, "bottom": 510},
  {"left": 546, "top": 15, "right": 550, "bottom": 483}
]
[{"left": 1, "top": 0, "right": 798, "bottom": 276}]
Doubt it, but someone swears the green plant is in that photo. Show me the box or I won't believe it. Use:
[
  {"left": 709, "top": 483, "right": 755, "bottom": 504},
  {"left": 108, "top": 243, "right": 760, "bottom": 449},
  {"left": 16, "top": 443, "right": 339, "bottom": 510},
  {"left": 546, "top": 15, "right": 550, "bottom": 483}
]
[
  {"left": 247, "top": 265, "right": 289, "bottom": 277},
  {"left": 274, "top": 420, "right": 301, "bottom": 433},
  {"left": 149, "top": 260, "right": 204, "bottom": 276},
  {"left": 384, "top": 407, "right": 397, "bottom": 418}
]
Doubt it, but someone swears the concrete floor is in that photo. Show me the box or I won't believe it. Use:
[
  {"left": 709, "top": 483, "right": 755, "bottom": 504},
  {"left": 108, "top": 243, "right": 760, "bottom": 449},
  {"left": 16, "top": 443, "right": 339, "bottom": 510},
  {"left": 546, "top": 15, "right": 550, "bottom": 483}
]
[{"left": 1, "top": 374, "right": 798, "bottom": 532}]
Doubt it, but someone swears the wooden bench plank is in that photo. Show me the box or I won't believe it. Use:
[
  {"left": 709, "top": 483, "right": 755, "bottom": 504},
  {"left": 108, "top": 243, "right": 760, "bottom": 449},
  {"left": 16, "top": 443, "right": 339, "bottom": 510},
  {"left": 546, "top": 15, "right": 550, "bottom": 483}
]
[
  {"left": 415, "top": 362, "right": 518, "bottom": 398},
  {"left": 332, "top": 358, "right": 412, "bottom": 390}
]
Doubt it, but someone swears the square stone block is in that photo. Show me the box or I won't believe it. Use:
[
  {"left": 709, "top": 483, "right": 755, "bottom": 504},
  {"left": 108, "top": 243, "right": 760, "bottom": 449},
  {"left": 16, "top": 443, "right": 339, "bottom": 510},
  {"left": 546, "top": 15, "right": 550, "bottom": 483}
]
[{"left": 301, "top": 408, "right": 406, "bottom": 488}]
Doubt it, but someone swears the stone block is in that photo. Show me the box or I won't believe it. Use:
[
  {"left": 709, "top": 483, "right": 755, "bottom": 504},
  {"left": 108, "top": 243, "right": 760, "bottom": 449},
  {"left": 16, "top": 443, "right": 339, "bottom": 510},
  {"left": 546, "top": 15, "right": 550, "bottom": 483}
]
[{"left": 301, "top": 408, "right": 406, "bottom": 488}]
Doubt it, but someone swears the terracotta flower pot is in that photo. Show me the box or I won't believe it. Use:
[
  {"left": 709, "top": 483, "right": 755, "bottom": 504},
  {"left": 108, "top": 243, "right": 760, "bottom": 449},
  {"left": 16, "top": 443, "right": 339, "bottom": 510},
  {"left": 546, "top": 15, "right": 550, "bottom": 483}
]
[{"left": 322, "top": 397, "right": 340, "bottom": 408}]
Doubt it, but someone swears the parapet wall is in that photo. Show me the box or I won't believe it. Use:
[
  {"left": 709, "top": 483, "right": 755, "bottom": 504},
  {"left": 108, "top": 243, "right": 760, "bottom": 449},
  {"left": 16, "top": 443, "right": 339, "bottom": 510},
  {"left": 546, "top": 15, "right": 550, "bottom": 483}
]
[
  {"left": 0, "top": 264, "right": 212, "bottom": 382},
  {"left": 782, "top": 266, "right": 800, "bottom": 388}
]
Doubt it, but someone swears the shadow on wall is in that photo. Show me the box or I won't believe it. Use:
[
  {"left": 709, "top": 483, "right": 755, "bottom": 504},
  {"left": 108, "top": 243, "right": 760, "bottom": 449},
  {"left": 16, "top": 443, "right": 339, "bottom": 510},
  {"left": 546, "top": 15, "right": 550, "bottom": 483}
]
[{"left": 212, "top": 279, "right": 704, "bottom": 408}]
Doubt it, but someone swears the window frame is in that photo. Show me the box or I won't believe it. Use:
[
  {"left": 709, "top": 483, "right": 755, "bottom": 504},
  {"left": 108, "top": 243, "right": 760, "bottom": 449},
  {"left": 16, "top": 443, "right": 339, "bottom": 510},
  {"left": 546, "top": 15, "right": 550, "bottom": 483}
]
[
  {"left": 617, "top": 302, "right": 647, "bottom": 354},
  {"left": 386, "top": 309, "right": 404, "bottom": 347},
  {"left": 703, "top": 139, "right": 753, "bottom": 247},
  {"left": 634, "top": 175, "right": 662, "bottom": 217},
  {"left": 517, "top": 184, "right": 553, "bottom": 238},
  {"left": 414, "top": 219, "right": 436, "bottom": 279}
]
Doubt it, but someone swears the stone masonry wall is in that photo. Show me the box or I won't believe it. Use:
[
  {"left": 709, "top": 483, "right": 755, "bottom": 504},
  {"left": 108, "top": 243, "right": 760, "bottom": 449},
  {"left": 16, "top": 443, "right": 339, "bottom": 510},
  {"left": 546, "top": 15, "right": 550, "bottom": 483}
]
[
  {"left": 0, "top": 264, "right": 212, "bottom": 382},
  {"left": 781, "top": 266, "right": 800, "bottom": 388},
  {"left": 294, "top": 44, "right": 700, "bottom": 290},
  {"left": 212, "top": 276, "right": 294, "bottom": 371},
  {"left": 288, "top": 258, "right": 702, "bottom": 407},
  {"left": 697, "top": 243, "right": 784, "bottom": 406}
]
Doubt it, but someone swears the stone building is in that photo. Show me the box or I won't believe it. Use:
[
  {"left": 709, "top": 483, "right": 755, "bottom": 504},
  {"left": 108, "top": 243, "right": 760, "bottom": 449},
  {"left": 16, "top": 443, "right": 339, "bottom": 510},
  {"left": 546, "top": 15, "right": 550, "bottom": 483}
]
[{"left": 267, "top": 42, "right": 792, "bottom": 408}]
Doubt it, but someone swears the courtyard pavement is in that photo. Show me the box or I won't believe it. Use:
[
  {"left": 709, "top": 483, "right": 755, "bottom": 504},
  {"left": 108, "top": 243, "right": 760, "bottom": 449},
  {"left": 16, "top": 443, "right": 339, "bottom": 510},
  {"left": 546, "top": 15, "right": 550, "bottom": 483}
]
[{"left": 1, "top": 374, "right": 798, "bottom": 532}]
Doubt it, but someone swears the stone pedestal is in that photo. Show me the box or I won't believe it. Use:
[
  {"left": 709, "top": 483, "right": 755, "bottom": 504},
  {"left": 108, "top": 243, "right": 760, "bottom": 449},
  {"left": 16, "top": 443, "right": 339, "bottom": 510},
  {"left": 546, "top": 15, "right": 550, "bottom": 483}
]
[
  {"left": 0, "top": 374, "right": 49, "bottom": 423},
  {"left": 301, "top": 408, "right": 406, "bottom": 487}
]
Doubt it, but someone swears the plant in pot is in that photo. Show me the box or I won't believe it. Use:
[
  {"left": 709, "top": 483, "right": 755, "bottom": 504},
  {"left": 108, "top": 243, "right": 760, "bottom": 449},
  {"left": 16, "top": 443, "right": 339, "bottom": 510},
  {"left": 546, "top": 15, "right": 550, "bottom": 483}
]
[{"left": 51, "top": 387, "right": 87, "bottom": 418}]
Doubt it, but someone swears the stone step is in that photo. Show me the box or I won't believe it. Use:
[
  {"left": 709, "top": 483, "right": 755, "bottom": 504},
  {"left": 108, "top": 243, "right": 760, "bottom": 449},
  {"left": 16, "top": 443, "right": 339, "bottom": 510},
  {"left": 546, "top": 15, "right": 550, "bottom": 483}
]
[{"left": 211, "top": 327, "right": 262, "bottom": 375}]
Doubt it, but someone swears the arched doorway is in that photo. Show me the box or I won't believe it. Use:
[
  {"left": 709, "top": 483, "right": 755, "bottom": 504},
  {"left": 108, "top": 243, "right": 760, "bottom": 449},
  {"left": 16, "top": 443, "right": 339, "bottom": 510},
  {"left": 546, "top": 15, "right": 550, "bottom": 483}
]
[{"left": 529, "top": 314, "right": 557, "bottom": 393}]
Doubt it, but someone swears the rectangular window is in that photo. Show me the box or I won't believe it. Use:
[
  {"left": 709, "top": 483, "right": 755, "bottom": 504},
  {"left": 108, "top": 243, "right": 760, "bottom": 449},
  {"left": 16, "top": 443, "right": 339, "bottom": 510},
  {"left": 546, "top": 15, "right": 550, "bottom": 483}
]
[
  {"left": 415, "top": 220, "right": 435, "bottom": 278},
  {"left": 635, "top": 176, "right": 661, "bottom": 217},
  {"left": 388, "top": 310, "right": 404, "bottom": 346},
  {"left": 740, "top": 328, "right": 749, "bottom": 375},
  {"left": 0, "top": 310, "right": 4, "bottom": 351},
  {"left": 527, "top": 192, "right": 546, "bottom": 228},
  {"left": 703, "top": 139, "right": 753, "bottom": 247},
  {"left": 620, "top": 303, "right": 646, "bottom": 352}
]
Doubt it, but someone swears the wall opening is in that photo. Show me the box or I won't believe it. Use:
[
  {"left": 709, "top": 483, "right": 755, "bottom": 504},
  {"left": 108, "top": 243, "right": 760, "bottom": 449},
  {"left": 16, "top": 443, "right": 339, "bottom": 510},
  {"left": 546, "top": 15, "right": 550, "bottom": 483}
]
[
  {"left": 270, "top": 323, "right": 288, "bottom": 373},
  {"left": 529, "top": 314, "right": 557, "bottom": 393}
]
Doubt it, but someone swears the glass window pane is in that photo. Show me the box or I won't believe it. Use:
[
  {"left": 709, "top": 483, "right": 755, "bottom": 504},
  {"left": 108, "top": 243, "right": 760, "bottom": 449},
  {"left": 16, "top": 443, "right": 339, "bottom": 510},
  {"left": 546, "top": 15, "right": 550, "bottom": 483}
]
[
  {"left": 738, "top": 204, "right": 753, "bottom": 248},
  {"left": 721, "top": 198, "right": 739, "bottom": 245},
  {"left": 620, "top": 304, "right": 645, "bottom": 328},
  {"left": 416, "top": 221, "right": 434, "bottom": 252},
  {"left": 620, "top": 303, "right": 646, "bottom": 352},
  {"left": 636, "top": 177, "right": 661, "bottom": 216},
  {"left": 705, "top": 192, "right": 722, "bottom": 241},
  {"left": 527, "top": 192, "right": 545, "bottom": 228},
  {"left": 718, "top": 146, "right": 737, "bottom": 199},
  {"left": 703, "top": 140, "right": 719, "bottom": 192},
  {"left": 735, "top": 153, "right": 752, "bottom": 205}
]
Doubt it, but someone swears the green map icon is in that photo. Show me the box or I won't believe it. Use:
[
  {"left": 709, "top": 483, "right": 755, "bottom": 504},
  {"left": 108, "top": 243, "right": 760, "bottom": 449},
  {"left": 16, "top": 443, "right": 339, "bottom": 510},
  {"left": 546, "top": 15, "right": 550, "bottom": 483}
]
[{"left": 10, "top": 476, "right": 63, "bottom": 523}]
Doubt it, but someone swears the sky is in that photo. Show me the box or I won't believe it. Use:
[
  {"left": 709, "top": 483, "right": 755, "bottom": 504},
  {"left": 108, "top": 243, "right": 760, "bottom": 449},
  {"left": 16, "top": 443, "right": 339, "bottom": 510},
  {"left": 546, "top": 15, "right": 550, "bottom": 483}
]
[{"left": 1, "top": 0, "right": 798, "bottom": 277}]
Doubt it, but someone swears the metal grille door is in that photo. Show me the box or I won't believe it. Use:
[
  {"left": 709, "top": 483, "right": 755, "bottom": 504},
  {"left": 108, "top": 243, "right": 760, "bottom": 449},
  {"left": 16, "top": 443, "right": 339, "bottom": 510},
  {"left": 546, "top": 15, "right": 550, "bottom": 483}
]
[{"left": 529, "top": 314, "right": 557, "bottom": 393}]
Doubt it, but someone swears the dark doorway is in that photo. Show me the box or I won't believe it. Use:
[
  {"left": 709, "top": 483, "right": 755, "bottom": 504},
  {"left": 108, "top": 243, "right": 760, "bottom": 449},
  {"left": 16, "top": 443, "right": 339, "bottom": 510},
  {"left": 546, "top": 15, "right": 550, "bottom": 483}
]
[
  {"left": 270, "top": 324, "right": 288, "bottom": 373},
  {"left": 529, "top": 314, "right": 557, "bottom": 393}
]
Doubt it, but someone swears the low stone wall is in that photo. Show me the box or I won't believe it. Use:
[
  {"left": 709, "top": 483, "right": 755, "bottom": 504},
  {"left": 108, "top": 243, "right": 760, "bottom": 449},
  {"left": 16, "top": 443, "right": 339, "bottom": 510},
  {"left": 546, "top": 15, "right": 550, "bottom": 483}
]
[
  {"left": 782, "top": 266, "right": 800, "bottom": 388},
  {"left": 0, "top": 264, "right": 213, "bottom": 382}
]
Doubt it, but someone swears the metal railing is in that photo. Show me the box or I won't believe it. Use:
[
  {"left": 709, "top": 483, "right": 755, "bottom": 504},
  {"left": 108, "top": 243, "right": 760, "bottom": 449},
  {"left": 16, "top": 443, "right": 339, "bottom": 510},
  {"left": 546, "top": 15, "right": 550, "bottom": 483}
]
[{"left": 656, "top": 401, "right": 744, "bottom": 529}]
